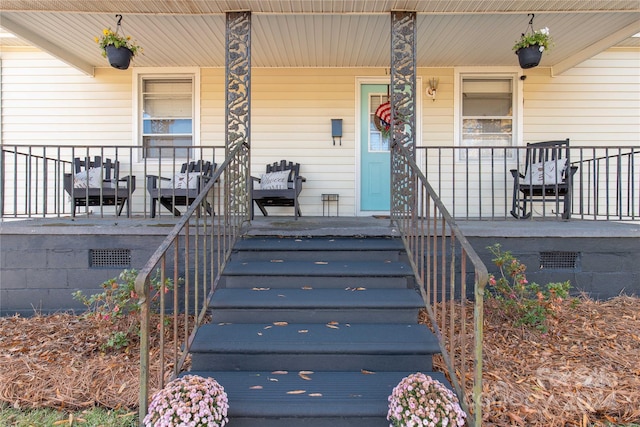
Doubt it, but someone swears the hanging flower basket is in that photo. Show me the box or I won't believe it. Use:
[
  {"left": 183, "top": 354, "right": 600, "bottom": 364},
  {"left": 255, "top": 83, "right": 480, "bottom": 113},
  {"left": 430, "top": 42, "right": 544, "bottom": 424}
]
[
  {"left": 104, "top": 45, "right": 133, "bottom": 70},
  {"left": 516, "top": 45, "right": 543, "bottom": 69}
]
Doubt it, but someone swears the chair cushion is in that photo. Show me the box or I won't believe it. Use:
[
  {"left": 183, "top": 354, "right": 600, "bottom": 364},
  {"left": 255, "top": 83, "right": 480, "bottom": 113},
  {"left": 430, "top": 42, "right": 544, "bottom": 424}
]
[
  {"left": 73, "top": 167, "right": 102, "bottom": 188},
  {"left": 260, "top": 170, "right": 291, "bottom": 190},
  {"left": 171, "top": 172, "right": 201, "bottom": 189},
  {"left": 524, "top": 158, "right": 566, "bottom": 185}
]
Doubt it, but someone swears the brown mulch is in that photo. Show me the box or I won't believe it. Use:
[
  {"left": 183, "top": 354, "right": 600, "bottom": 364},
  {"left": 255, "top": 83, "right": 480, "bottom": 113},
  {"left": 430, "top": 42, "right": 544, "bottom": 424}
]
[{"left": 1, "top": 297, "right": 639, "bottom": 426}]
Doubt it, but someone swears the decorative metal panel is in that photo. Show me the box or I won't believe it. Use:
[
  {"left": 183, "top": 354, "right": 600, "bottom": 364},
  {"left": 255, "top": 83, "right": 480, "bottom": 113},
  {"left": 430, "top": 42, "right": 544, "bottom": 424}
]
[
  {"left": 390, "top": 10, "right": 417, "bottom": 219},
  {"left": 226, "top": 11, "right": 251, "bottom": 217},
  {"left": 226, "top": 11, "right": 251, "bottom": 154}
]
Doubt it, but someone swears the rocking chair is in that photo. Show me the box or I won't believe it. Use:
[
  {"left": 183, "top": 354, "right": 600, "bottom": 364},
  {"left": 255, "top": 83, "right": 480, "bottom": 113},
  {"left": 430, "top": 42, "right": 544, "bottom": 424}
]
[{"left": 510, "top": 139, "right": 578, "bottom": 219}]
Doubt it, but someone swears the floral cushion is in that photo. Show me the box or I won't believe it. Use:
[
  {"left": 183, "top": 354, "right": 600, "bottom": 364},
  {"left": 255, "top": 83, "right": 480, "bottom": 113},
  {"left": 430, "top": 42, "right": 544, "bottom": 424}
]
[
  {"left": 73, "top": 167, "right": 102, "bottom": 189},
  {"left": 523, "top": 158, "right": 567, "bottom": 185},
  {"left": 171, "top": 172, "right": 201, "bottom": 190},
  {"left": 260, "top": 170, "right": 291, "bottom": 190}
]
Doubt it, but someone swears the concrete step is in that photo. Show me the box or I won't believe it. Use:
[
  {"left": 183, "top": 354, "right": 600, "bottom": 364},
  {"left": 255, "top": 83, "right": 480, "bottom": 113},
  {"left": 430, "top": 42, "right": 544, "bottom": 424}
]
[
  {"left": 210, "top": 288, "right": 424, "bottom": 323},
  {"left": 232, "top": 236, "right": 406, "bottom": 262},
  {"left": 185, "top": 370, "right": 450, "bottom": 427},
  {"left": 190, "top": 322, "right": 439, "bottom": 372},
  {"left": 220, "top": 260, "right": 414, "bottom": 289}
]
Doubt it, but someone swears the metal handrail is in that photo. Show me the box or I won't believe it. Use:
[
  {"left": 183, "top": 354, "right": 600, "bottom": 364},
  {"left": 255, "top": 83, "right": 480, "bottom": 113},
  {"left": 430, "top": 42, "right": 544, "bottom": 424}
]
[
  {"left": 134, "top": 142, "right": 250, "bottom": 421},
  {"left": 392, "top": 143, "right": 488, "bottom": 427}
]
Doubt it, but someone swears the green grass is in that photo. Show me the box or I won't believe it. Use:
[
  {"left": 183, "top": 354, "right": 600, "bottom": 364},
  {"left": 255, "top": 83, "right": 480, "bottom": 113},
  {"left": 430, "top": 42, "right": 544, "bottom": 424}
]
[{"left": 0, "top": 406, "right": 137, "bottom": 427}]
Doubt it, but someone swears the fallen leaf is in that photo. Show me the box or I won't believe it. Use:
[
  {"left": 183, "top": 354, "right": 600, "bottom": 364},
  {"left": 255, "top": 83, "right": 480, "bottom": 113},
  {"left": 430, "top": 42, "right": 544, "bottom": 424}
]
[
  {"left": 298, "top": 329, "right": 309, "bottom": 333},
  {"left": 287, "top": 390, "right": 306, "bottom": 394},
  {"left": 301, "top": 286, "right": 313, "bottom": 290},
  {"left": 327, "top": 321, "right": 339, "bottom": 325},
  {"left": 252, "top": 287, "right": 270, "bottom": 291},
  {"left": 326, "top": 324, "right": 339, "bottom": 329},
  {"left": 314, "top": 261, "right": 329, "bottom": 265},
  {"left": 299, "top": 370, "right": 314, "bottom": 375},
  {"left": 273, "top": 321, "right": 288, "bottom": 326},
  {"left": 271, "top": 371, "right": 288, "bottom": 375},
  {"left": 299, "top": 373, "right": 312, "bottom": 381},
  {"left": 361, "top": 369, "right": 376, "bottom": 375},
  {"left": 308, "top": 393, "right": 323, "bottom": 397},
  {"left": 250, "top": 385, "right": 263, "bottom": 390},
  {"left": 264, "top": 325, "right": 273, "bottom": 329},
  {"left": 270, "top": 259, "right": 284, "bottom": 263}
]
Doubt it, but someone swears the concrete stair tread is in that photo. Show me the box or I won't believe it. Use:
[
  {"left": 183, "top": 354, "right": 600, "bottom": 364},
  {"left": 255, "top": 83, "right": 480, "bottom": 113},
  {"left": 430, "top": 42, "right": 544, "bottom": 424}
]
[
  {"left": 223, "top": 260, "right": 412, "bottom": 276},
  {"left": 210, "top": 288, "right": 424, "bottom": 309},
  {"left": 191, "top": 322, "right": 439, "bottom": 354},
  {"left": 234, "top": 236, "right": 404, "bottom": 252},
  {"left": 185, "top": 370, "right": 450, "bottom": 418}
]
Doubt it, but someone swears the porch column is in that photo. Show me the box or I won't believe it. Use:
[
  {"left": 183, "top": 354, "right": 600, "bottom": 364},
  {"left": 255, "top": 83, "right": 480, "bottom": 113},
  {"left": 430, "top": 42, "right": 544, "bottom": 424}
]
[
  {"left": 226, "top": 11, "right": 251, "bottom": 153},
  {"left": 390, "top": 11, "right": 417, "bottom": 218},
  {"left": 225, "top": 11, "right": 251, "bottom": 216}
]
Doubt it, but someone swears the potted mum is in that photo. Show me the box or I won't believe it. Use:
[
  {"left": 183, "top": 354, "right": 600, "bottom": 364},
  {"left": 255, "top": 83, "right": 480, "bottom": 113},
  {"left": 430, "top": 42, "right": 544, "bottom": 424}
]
[
  {"left": 95, "top": 27, "right": 142, "bottom": 70},
  {"left": 513, "top": 26, "right": 553, "bottom": 69},
  {"left": 144, "top": 375, "right": 229, "bottom": 427},
  {"left": 388, "top": 372, "right": 467, "bottom": 427}
]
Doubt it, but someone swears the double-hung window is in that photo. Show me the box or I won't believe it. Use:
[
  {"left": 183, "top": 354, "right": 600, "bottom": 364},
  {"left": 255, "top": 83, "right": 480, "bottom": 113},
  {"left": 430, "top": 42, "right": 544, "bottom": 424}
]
[
  {"left": 458, "top": 74, "right": 518, "bottom": 160},
  {"left": 139, "top": 76, "right": 195, "bottom": 159}
]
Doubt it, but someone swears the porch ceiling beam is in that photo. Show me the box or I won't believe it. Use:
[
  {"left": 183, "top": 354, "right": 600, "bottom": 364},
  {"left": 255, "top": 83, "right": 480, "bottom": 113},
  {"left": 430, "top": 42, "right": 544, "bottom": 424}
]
[
  {"left": 551, "top": 20, "right": 640, "bottom": 76},
  {"left": 0, "top": 15, "right": 94, "bottom": 76}
]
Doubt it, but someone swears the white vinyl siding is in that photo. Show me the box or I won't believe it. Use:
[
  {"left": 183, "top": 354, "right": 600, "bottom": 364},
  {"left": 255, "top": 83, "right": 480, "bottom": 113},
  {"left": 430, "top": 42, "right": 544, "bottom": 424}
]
[{"left": 1, "top": 47, "right": 638, "bottom": 216}]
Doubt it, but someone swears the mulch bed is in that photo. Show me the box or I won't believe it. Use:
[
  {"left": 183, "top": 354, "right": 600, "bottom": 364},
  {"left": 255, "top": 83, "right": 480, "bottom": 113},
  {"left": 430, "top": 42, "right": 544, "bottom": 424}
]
[{"left": 1, "top": 296, "right": 639, "bottom": 426}]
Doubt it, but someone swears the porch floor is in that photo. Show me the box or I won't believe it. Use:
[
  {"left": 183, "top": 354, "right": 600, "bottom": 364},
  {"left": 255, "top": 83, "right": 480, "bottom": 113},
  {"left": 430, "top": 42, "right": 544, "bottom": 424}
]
[{"left": 2, "top": 215, "right": 638, "bottom": 239}]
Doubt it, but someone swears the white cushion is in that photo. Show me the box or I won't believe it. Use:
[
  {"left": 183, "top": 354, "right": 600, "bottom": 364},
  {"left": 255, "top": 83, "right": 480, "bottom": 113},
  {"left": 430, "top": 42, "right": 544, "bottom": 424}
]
[
  {"left": 260, "top": 170, "right": 291, "bottom": 190},
  {"left": 73, "top": 167, "right": 102, "bottom": 189},
  {"left": 171, "top": 172, "right": 201, "bottom": 189},
  {"left": 523, "top": 158, "right": 567, "bottom": 185}
]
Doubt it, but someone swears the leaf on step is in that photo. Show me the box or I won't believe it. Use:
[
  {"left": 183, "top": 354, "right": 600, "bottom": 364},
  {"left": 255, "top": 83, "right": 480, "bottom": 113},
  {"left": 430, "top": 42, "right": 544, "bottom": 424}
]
[
  {"left": 271, "top": 371, "right": 288, "bottom": 375},
  {"left": 218, "top": 322, "right": 232, "bottom": 326},
  {"left": 249, "top": 385, "right": 263, "bottom": 390},
  {"left": 314, "top": 261, "right": 329, "bottom": 264},
  {"left": 361, "top": 369, "right": 376, "bottom": 375},
  {"left": 268, "top": 378, "right": 279, "bottom": 382},
  {"left": 327, "top": 321, "right": 339, "bottom": 325},
  {"left": 270, "top": 259, "right": 284, "bottom": 263},
  {"left": 299, "top": 370, "right": 314, "bottom": 375},
  {"left": 326, "top": 324, "right": 339, "bottom": 329},
  {"left": 301, "top": 286, "right": 313, "bottom": 290},
  {"left": 264, "top": 325, "right": 273, "bottom": 329},
  {"left": 298, "top": 373, "right": 312, "bottom": 381},
  {"left": 257, "top": 332, "right": 263, "bottom": 336},
  {"left": 308, "top": 393, "right": 323, "bottom": 397},
  {"left": 277, "top": 294, "right": 286, "bottom": 298},
  {"left": 298, "top": 330, "right": 309, "bottom": 333},
  {"left": 273, "top": 321, "right": 288, "bottom": 326},
  {"left": 252, "top": 287, "right": 270, "bottom": 291},
  {"left": 287, "top": 390, "right": 306, "bottom": 395}
]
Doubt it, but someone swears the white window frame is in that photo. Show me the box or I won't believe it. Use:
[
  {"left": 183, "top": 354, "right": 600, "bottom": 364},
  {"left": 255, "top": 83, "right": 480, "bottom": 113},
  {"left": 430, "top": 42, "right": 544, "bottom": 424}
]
[
  {"left": 132, "top": 67, "right": 200, "bottom": 163},
  {"left": 453, "top": 67, "right": 523, "bottom": 162}
]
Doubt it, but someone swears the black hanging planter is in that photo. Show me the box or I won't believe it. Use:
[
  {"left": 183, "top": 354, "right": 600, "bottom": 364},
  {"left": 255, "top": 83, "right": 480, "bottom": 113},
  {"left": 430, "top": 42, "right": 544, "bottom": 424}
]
[
  {"left": 105, "top": 44, "right": 133, "bottom": 70},
  {"left": 516, "top": 45, "right": 543, "bottom": 69}
]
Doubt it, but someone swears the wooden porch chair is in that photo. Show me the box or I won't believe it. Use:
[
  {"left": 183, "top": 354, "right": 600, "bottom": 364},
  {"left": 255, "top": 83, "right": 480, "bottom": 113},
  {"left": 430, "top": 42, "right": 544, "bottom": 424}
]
[
  {"left": 250, "top": 160, "right": 306, "bottom": 220},
  {"left": 510, "top": 139, "right": 578, "bottom": 219},
  {"left": 63, "top": 156, "right": 136, "bottom": 217},
  {"left": 146, "top": 160, "right": 215, "bottom": 218}
]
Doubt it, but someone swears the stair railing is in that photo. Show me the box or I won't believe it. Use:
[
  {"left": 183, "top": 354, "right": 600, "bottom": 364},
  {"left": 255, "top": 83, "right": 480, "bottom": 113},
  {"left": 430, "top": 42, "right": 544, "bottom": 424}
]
[
  {"left": 391, "top": 143, "right": 488, "bottom": 427},
  {"left": 134, "top": 142, "right": 250, "bottom": 421}
]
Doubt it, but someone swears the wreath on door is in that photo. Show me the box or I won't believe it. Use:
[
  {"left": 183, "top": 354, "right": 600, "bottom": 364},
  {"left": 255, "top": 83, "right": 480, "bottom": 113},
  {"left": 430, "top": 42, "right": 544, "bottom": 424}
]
[{"left": 374, "top": 101, "right": 391, "bottom": 135}]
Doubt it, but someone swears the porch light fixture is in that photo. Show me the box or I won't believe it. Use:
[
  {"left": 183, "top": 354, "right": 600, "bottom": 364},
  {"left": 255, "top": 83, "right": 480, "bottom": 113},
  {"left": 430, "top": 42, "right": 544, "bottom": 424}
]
[{"left": 426, "top": 77, "right": 439, "bottom": 101}]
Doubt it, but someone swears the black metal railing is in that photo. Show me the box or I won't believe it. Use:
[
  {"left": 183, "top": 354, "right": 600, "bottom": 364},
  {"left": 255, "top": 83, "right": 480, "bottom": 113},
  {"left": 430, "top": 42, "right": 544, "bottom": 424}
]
[
  {"left": 134, "top": 142, "right": 250, "bottom": 420},
  {"left": 417, "top": 145, "right": 639, "bottom": 220},
  {"left": 1, "top": 144, "right": 226, "bottom": 219},
  {"left": 392, "top": 143, "right": 488, "bottom": 427},
  {"left": 2, "top": 144, "right": 638, "bottom": 221}
]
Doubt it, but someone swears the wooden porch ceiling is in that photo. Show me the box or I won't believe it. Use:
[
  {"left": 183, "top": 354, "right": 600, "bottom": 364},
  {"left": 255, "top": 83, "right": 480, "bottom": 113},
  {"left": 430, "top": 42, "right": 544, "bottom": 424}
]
[{"left": 1, "top": 1, "right": 639, "bottom": 76}]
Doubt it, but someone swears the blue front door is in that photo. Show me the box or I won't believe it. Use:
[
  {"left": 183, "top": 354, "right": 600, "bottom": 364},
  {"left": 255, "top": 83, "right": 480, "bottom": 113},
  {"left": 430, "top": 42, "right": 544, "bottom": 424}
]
[{"left": 360, "top": 84, "right": 390, "bottom": 212}]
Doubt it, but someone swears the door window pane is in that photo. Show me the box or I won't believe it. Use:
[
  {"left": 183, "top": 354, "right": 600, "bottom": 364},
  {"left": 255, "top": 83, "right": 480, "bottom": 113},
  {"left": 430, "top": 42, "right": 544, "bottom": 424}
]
[{"left": 370, "top": 94, "right": 390, "bottom": 152}]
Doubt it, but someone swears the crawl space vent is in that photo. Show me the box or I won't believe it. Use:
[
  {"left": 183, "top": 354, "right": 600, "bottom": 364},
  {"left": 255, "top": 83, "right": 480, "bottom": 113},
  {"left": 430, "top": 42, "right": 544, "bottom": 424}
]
[
  {"left": 90, "top": 249, "right": 131, "bottom": 268},
  {"left": 539, "top": 251, "right": 579, "bottom": 270}
]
